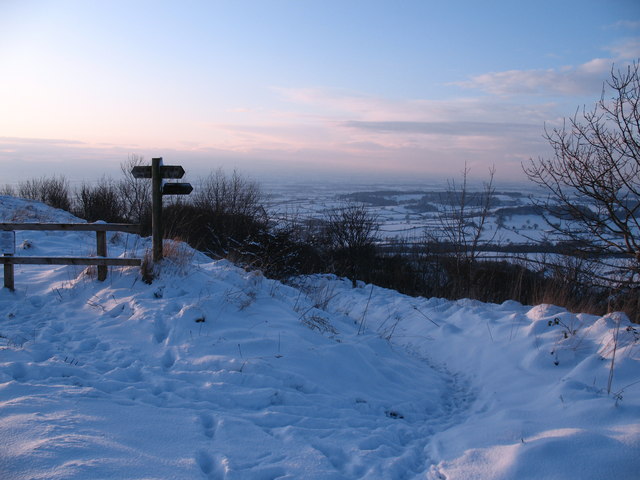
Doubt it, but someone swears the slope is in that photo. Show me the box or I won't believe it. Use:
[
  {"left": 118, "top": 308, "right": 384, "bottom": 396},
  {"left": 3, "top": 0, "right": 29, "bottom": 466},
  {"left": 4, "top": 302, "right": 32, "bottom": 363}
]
[{"left": 0, "top": 195, "right": 638, "bottom": 479}]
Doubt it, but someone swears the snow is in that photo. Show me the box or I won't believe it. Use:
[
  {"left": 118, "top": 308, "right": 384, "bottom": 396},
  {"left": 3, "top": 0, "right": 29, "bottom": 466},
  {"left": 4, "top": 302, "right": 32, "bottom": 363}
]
[{"left": 0, "top": 195, "right": 638, "bottom": 479}]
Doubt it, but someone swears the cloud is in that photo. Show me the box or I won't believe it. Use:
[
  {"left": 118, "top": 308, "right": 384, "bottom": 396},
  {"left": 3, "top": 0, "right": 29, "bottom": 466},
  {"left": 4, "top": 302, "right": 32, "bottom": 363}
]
[
  {"left": 196, "top": 89, "right": 559, "bottom": 181},
  {"left": 1, "top": 87, "right": 561, "bottom": 183},
  {"left": 0, "top": 136, "right": 87, "bottom": 146},
  {"left": 607, "top": 20, "right": 640, "bottom": 30},
  {"left": 607, "top": 38, "right": 640, "bottom": 60},
  {"left": 452, "top": 38, "right": 640, "bottom": 98},
  {"left": 452, "top": 59, "right": 613, "bottom": 96},
  {"left": 274, "top": 86, "right": 558, "bottom": 125},
  {"left": 0, "top": 136, "right": 145, "bottom": 184},
  {"left": 341, "top": 121, "right": 538, "bottom": 137}
]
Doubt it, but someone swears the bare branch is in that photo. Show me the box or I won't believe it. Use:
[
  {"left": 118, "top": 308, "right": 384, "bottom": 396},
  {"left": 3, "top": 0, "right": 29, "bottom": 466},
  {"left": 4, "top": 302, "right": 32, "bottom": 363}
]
[{"left": 523, "top": 60, "right": 640, "bottom": 283}]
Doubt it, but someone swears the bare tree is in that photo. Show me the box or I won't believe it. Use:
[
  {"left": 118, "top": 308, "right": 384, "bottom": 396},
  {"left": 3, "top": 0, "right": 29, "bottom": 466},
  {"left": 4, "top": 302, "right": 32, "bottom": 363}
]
[
  {"left": 119, "top": 154, "right": 152, "bottom": 225},
  {"left": 323, "top": 202, "right": 379, "bottom": 286},
  {"left": 324, "top": 202, "right": 379, "bottom": 251},
  {"left": 524, "top": 62, "right": 640, "bottom": 284},
  {"left": 434, "top": 163, "right": 496, "bottom": 267}
]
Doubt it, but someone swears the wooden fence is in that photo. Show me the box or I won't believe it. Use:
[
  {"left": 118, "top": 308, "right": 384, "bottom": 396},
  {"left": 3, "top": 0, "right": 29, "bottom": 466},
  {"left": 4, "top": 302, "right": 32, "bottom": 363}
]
[{"left": 0, "top": 223, "right": 142, "bottom": 290}]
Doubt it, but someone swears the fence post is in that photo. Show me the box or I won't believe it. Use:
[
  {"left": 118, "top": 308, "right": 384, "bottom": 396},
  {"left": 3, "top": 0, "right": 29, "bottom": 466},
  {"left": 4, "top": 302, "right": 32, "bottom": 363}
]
[
  {"left": 96, "top": 230, "right": 107, "bottom": 281},
  {"left": 152, "top": 157, "right": 163, "bottom": 262},
  {"left": 3, "top": 254, "right": 14, "bottom": 291}
]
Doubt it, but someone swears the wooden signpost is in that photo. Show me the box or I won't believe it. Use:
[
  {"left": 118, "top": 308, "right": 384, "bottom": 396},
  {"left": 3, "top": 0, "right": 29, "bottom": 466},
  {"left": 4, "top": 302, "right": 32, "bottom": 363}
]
[{"left": 131, "top": 157, "right": 192, "bottom": 262}]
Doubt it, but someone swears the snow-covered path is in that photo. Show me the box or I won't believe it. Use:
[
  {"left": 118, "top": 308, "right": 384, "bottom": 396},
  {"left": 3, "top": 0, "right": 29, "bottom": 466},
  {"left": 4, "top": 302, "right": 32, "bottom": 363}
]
[
  {"left": 1, "top": 262, "right": 476, "bottom": 479},
  {"left": 1, "top": 196, "right": 638, "bottom": 479},
  {"left": 321, "top": 278, "right": 640, "bottom": 479}
]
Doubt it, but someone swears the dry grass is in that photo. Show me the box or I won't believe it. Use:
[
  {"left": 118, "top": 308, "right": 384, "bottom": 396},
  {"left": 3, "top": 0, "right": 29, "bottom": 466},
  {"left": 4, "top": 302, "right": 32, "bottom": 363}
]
[
  {"left": 141, "top": 238, "right": 195, "bottom": 283},
  {"left": 301, "top": 314, "right": 338, "bottom": 335}
]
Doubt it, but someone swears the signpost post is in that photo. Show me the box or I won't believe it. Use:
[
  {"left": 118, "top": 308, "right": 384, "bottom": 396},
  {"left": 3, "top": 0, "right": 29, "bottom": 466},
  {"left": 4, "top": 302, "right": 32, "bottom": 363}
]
[
  {"left": 151, "top": 158, "right": 163, "bottom": 262},
  {"left": 131, "top": 158, "right": 192, "bottom": 262}
]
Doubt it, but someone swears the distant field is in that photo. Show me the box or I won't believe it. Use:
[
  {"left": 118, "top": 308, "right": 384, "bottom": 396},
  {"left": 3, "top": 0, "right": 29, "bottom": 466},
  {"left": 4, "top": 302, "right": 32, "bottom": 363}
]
[{"left": 263, "top": 181, "right": 567, "bottom": 251}]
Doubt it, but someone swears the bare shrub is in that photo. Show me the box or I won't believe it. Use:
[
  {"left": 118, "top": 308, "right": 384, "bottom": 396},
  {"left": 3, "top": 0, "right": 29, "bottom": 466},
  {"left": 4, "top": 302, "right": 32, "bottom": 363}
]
[
  {"left": 118, "top": 154, "right": 152, "bottom": 229},
  {"left": 0, "top": 184, "right": 16, "bottom": 196},
  {"left": 193, "top": 168, "right": 262, "bottom": 217},
  {"left": 17, "top": 176, "right": 71, "bottom": 211},
  {"left": 238, "top": 223, "right": 323, "bottom": 279},
  {"left": 163, "top": 169, "right": 267, "bottom": 258},
  {"left": 321, "top": 202, "right": 379, "bottom": 286},
  {"left": 74, "top": 176, "right": 125, "bottom": 222},
  {"left": 251, "top": 209, "right": 325, "bottom": 278}
]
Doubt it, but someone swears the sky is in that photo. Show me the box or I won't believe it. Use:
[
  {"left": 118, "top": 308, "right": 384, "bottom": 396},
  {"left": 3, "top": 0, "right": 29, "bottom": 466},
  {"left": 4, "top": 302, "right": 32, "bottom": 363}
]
[{"left": 1, "top": 0, "right": 639, "bottom": 185}]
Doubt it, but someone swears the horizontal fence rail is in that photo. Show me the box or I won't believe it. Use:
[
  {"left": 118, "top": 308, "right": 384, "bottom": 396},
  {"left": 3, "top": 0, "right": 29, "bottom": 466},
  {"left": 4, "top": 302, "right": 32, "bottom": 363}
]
[
  {"left": 0, "top": 257, "right": 142, "bottom": 266},
  {"left": 1, "top": 223, "right": 142, "bottom": 290},
  {"left": 0, "top": 223, "right": 140, "bottom": 233}
]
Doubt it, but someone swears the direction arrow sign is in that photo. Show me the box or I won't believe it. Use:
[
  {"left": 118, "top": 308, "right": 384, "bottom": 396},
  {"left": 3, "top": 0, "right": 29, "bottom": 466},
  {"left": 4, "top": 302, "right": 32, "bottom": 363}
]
[
  {"left": 162, "top": 183, "right": 193, "bottom": 195},
  {"left": 131, "top": 165, "right": 186, "bottom": 179}
]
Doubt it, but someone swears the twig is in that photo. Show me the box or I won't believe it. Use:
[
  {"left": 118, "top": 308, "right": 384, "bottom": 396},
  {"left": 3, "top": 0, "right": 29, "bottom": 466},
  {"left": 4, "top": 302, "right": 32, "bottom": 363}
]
[
  {"left": 357, "top": 285, "right": 374, "bottom": 335},
  {"left": 412, "top": 305, "right": 440, "bottom": 327},
  {"left": 607, "top": 317, "right": 621, "bottom": 395},
  {"left": 486, "top": 322, "right": 494, "bottom": 342}
]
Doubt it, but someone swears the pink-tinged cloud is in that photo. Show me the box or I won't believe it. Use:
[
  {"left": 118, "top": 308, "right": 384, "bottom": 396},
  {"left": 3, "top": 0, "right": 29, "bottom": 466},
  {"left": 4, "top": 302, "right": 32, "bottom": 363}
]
[
  {"left": 0, "top": 86, "right": 564, "bottom": 183},
  {"left": 452, "top": 59, "right": 616, "bottom": 96},
  {"left": 608, "top": 38, "right": 640, "bottom": 60}
]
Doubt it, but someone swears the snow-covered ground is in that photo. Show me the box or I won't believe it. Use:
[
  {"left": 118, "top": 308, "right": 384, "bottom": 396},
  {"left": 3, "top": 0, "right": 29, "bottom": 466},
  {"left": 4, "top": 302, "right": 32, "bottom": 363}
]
[
  {"left": 1, "top": 195, "right": 638, "bottom": 479},
  {"left": 264, "top": 182, "right": 567, "bottom": 247}
]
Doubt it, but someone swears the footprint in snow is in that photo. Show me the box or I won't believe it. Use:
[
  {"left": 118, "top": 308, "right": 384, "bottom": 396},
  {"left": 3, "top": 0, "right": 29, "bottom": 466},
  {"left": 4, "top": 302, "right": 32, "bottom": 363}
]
[
  {"left": 195, "top": 450, "right": 225, "bottom": 480},
  {"left": 196, "top": 450, "right": 214, "bottom": 475},
  {"left": 153, "top": 317, "right": 168, "bottom": 344},
  {"left": 161, "top": 350, "right": 176, "bottom": 370},
  {"left": 199, "top": 413, "right": 217, "bottom": 439}
]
